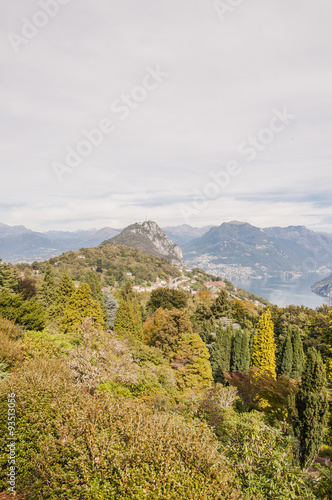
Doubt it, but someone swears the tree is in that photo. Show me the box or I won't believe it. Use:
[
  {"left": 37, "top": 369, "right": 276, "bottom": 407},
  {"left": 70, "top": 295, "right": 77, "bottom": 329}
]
[
  {"left": 291, "top": 327, "right": 305, "bottom": 381},
  {"left": 231, "top": 329, "right": 250, "bottom": 373},
  {"left": 290, "top": 348, "right": 329, "bottom": 470},
  {"left": 15, "top": 277, "right": 37, "bottom": 299},
  {"left": 0, "top": 291, "right": 45, "bottom": 331},
  {"left": 251, "top": 309, "right": 277, "bottom": 378},
  {"left": 103, "top": 288, "right": 118, "bottom": 330},
  {"left": 82, "top": 271, "right": 103, "bottom": 306},
  {"left": 0, "top": 259, "right": 17, "bottom": 293},
  {"left": 172, "top": 333, "right": 213, "bottom": 390},
  {"left": 39, "top": 264, "right": 57, "bottom": 308},
  {"left": 56, "top": 272, "right": 75, "bottom": 307},
  {"left": 210, "top": 325, "right": 233, "bottom": 383},
  {"left": 113, "top": 297, "right": 143, "bottom": 339},
  {"left": 279, "top": 326, "right": 293, "bottom": 378},
  {"left": 147, "top": 288, "right": 187, "bottom": 313},
  {"left": 143, "top": 308, "right": 192, "bottom": 360},
  {"left": 240, "top": 330, "right": 251, "bottom": 373},
  {"left": 211, "top": 289, "right": 232, "bottom": 319},
  {"left": 61, "top": 283, "right": 104, "bottom": 332}
]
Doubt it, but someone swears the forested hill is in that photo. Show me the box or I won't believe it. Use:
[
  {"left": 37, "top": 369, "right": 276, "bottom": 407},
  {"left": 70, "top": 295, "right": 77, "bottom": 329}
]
[{"left": 37, "top": 244, "right": 182, "bottom": 284}]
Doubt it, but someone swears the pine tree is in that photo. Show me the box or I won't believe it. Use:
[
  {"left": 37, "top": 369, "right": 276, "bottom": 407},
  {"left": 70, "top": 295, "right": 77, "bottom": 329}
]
[
  {"left": 172, "top": 333, "right": 213, "bottom": 390},
  {"left": 113, "top": 297, "right": 143, "bottom": 339},
  {"left": 291, "top": 348, "right": 329, "bottom": 470},
  {"left": 280, "top": 326, "right": 293, "bottom": 378},
  {"left": 39, "top": 264, "right": 57, "bottom": 308},
  {"left": 231, "top": 329, "right": 250, "bottom": 373},
  {"left": 61, "top": 283, "right": 104, "bottom": 332},
  {"left": 210, "top": 325, "right": 233, "bottom": 382},
  {"left": 291, "top": 327, "right": 305, "bottom": 381},
  {"left": 251, "top": 309, "right": 277, "bottom": 378}
]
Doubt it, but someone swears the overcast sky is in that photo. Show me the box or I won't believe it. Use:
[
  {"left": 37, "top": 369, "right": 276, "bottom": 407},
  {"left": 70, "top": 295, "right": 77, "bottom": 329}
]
[{"left": 1, "top": 0, "right": 332, "bottom": 232}]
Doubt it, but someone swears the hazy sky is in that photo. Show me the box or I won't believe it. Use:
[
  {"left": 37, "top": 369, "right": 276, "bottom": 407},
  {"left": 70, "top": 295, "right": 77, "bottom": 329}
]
[{"left": 1, "top": 0, "right": 332, "bottom": 232}]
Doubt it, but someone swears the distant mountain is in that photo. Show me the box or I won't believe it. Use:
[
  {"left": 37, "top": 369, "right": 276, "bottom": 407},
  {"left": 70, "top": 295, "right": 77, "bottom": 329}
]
[
  {"left": 163, "top": 224, "right": 214, "bottom": 247},
  {"left": 263, "top": 225, "right": 332, "bottom": 268},
  {"left": 0, "top": 223, "right": 32, "bottom": 237},
  {"left": 183, "top": 221, "right": 315, "bottom": 279},
  {"left": 0, "top": 223, "right": 120, "bottom": 263},
  {"left": 311, "top": 274, "right": 332, "bottom": 298},
  {"left": 102, "top": 221, "right": 185, "bottom": 267}
]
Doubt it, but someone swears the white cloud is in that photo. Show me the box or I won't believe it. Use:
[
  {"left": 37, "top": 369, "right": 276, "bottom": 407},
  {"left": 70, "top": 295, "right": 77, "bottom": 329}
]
[{"left": 0, "top": 0, "right": 332, "bottom": 232}]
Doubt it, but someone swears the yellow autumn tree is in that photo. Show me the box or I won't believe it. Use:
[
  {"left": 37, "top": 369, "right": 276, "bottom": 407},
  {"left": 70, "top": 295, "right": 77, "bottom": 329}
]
[{"left": 251, "top": 309, "right": 276, "bottom": 378}]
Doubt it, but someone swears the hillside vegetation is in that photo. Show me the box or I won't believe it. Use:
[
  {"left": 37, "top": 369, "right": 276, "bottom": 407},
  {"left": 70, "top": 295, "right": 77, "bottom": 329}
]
[{"left": 0, "top": 252, "right": 331, "bottom": 499}]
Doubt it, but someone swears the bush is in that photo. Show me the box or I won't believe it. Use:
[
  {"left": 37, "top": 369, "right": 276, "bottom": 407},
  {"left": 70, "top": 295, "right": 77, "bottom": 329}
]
[{"left": 0, "top": 358, "right": 241, "bottom": 499}]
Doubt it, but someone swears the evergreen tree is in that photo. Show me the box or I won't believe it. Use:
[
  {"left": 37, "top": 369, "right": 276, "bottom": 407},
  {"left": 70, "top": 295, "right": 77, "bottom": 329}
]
[
  {"left": 61, "top": 283, "right": 104, "bottom": 332},
  {"left": 82, "top": 271, "right": 103, "bottom": 306},
  {"left": 251, "top": 309, "right": 277, "bottom": 378},
  {"left": 113, "top": 297, "right": 143, "bottom": 339},
  {"left": 147, "top": 288, "right": 187, "bottom": 313},
  {"left": 39, "top": 264, "right": 57, "bottom": 308},
  {"left": 231, "top": 329, "right": 250, "bottom": 373},
  {"left": 231, "top": 329, "right": 242, "bottom": 372},
  {"left": 210, "top": 325, "right": 233, "bottom": 383},
  {"left": 143, "top": 308, "right": 192, "bottom": 359},
  {"left": 241, "top": 330, "right": 251, "bottom": 373},
  {"left": 291, "top": 327, "right": 305, "bottom": 381},
  {"left": 211, "top": 289, "right": 232, "bottom": 319},
  {"left": 172, "top": 333, "right": 213, "bottom": 390},
  {"left": 0, "top": 291, "right": 45, "bottom": 330},
  {"left": 0, "top": 259, "right": 17, "bottom": 293},
  {"left": 56, "top": 271, "right": 75, "bottom": 307},
  {"left": 103, "top": 288, "right": 118, "bottom": 330},
  {"left": 280, "top": 326, "right": 293, "bottom": 378},
  {"left": 290, "top": 348, "right": 329, "bottom": 470}
]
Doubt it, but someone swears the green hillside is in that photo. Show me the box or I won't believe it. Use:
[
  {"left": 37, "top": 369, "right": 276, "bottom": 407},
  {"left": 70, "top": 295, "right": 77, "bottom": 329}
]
[{"left": 33, "top": 244, "right": 181, "bottom": 285}]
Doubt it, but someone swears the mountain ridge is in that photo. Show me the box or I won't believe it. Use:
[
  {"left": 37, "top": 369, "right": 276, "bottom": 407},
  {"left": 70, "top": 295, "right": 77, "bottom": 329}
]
[{"left": 101, "top": 221, "right": 185, "bottom": 267}]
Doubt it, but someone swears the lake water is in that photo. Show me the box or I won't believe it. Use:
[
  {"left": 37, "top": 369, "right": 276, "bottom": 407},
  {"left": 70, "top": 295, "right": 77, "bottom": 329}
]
[{"left": 233, "top": 273, "right": 331, "bottom": 309}]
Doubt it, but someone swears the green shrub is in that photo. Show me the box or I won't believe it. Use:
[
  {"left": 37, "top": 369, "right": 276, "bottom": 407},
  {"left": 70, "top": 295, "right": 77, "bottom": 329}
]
[{"left": 0, "top": 358, "right": 241, "bottom": 499}]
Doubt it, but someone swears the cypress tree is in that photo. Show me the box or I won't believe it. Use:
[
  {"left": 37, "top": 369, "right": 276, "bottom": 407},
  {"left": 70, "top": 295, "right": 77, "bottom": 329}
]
[
  {"left": 39, "top": 264, "right": 57, "bottom": 308},
  {"left": 231, "top": 329, "right": 242, "bottom": 372},
  {"left": 291, "top": 327, "right": 305, "bottom": 381},
  {"left": 240, "top": 329, "right": 250, "bottom": 373},
  {"left": 210, "top": 325, "right": 233, "bottom": 382},
  {"left": 291, "top": 348, "right": 329, "bottom": 469},
  {"left": 251, "top": 309, "right": 277, "bottom": 378},
  {"left": 231, "top": 329, "right": 250, "bottom": 373},
  {"left": 280, "top": 326, "right": 293, "bottom": 378}
]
